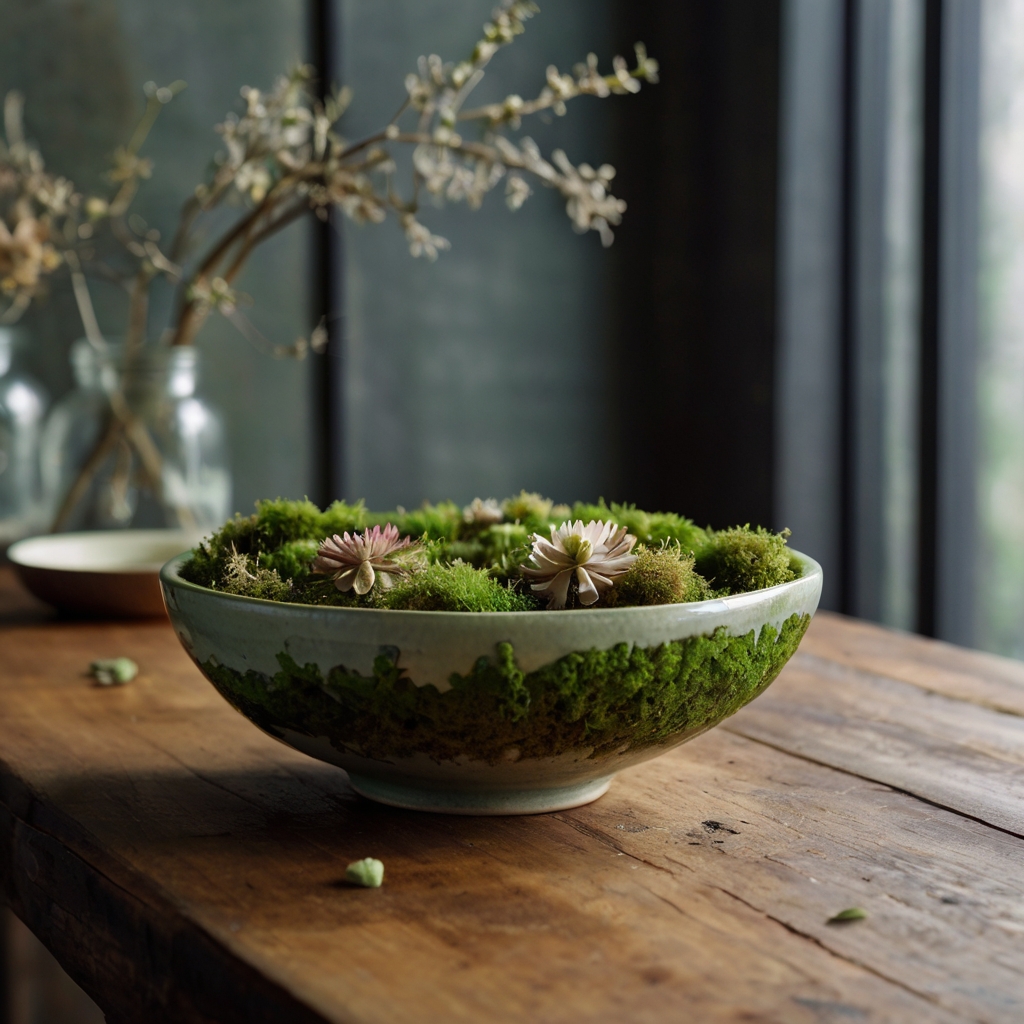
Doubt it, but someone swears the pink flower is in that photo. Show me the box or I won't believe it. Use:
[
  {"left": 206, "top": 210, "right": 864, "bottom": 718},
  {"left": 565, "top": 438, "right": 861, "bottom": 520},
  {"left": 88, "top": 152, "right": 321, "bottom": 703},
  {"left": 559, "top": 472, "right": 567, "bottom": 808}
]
[
  {"left": 521, "top": 519, "right": 637, "bottom": 609},
  {"left": 312, "top": 524, "right": 414, "bottom": 595}
]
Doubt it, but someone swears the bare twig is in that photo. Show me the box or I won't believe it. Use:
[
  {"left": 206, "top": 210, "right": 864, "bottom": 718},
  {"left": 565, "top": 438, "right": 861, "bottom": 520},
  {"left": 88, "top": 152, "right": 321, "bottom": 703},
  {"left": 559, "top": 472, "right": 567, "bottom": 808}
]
[
  {"left": 125, "top": 267, "right": 152, "bottom": 358},
  {"left": 63, "top": 250, "right": 105, "bottom": 350},
  {"left": 50, "top": 415, "right": 122, "bottom": 531}
]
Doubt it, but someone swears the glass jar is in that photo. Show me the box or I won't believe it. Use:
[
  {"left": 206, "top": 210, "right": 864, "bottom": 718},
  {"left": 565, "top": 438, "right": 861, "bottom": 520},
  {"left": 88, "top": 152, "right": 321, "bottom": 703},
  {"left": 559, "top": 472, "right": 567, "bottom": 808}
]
[
  {"left": 40, "top": 340, "right": 231, "bottom": 531},
  {"left": 0, "top": 327, "right": 49, "bottom": 545}
]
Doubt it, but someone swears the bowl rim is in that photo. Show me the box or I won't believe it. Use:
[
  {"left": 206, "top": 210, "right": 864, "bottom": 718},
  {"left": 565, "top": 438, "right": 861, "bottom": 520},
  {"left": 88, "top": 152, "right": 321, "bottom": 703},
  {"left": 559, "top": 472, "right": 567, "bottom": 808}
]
[
  {"left": 10, "top": 529, "right": 208, "bottom": 575},
  {"left": 160, "top": 548, "right": 823, "bottom": 622}
]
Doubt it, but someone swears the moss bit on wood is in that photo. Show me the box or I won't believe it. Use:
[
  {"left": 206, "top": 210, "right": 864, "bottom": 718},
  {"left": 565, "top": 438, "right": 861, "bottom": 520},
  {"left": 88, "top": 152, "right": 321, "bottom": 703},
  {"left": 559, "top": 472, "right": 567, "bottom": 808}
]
[
  {"left": 345, "top": 858, "right": 384, "bottom": 888},
  {"left": 827, "top": 907, "right": 868, "bottom": 924},
  {"left": 89, "top": 658, "right": 138, "bottom": 686}
]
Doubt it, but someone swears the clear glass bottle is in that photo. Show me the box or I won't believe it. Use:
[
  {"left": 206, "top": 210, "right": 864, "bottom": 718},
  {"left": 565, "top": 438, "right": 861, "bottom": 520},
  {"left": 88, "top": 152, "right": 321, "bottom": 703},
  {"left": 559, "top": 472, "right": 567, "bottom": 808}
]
[
  {"left": 0, "top": 326, "right": 49, "bottom": 545},
  {"left": 40, "top": 340, "right": 231, "bottom": 531}
]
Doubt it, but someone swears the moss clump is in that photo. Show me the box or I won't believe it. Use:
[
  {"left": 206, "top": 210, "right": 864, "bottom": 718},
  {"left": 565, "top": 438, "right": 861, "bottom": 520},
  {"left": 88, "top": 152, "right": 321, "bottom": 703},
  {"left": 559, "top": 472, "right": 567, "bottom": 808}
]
[
  {"left": 218, "top": 550, "right": 293, "bottom": 602},
  {"left": 261, "top": 539, "right": 320, "bottom": 584},
  {"left": 444, "top": 522, "right": 532, "bottom": 573},
  {"left": 499, "top": 490, "right": 552, "bottom": 531},
  {"left": 606, "top": 544, "right": 713, "bottom": 607},
  {"left": 179, "top": 498, "right": 801, "bottom": 609},
  {"left": 252, "top": 497, "right": 329, "bottom": 549},
  {"left": 179, "top": 515, "right": 259, "bottom": 590},
  {"left": 695, "top": 525, "right": 797, "bottom": 594},
  {"left": 202, "top": 613, "right": 810, "bottom": 764},
  {"left": 379, "top": 562, "right": 538, "bottom": 612},
  {"left": 367, "top": 501, "right": 463, "bottom": 542}
]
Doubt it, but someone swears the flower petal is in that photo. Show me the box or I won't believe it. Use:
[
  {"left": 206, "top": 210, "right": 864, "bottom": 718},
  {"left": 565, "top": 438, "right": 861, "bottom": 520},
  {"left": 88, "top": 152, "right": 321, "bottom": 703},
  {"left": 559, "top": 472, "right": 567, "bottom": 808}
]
[
  {"left": 531, "top": 568, "right": 573, "bottom": 609},
  {"left": 353, "top": 560, "right": 376, "bottom": 595},
  {"left": 576, "top": 566, "right": 600, "bottom": 605},
  {"left": 332, "top": 565, "right": 360, "bottom": 592}
]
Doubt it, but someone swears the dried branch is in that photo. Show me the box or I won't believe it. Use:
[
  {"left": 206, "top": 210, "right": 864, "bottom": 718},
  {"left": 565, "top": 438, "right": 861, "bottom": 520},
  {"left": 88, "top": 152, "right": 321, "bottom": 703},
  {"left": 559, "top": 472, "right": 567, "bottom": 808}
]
[{"left": 3, "top": 1, "right": 657, "bottom": 531}]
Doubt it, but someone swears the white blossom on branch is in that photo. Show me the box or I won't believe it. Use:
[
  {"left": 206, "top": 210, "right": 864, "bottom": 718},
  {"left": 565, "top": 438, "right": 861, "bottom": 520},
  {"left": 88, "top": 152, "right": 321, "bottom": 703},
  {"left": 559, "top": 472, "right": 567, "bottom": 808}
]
[{"left": 0, "top": 0, "right": 656, "bottom": 346}]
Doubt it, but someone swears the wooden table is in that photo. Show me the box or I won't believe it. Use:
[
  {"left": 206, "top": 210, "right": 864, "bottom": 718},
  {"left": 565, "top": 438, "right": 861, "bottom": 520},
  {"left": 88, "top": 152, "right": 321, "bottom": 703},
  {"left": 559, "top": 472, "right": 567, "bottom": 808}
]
[{"left": 1, "top": 566, "right": 1022, "bottom": 1024}]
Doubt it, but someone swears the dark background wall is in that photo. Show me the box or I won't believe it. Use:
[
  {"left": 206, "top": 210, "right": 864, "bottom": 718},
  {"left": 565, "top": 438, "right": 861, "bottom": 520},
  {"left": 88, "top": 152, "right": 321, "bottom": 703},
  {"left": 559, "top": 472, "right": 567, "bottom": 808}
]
[
  {"left": 611, "top": 0, "right": 783, "bottom": 531},
  {"left": 334, "top": 0, "right": 618, "bottom": 511},
  {"left": 0, "top": 0, "right": 787, "bottom": 533}
]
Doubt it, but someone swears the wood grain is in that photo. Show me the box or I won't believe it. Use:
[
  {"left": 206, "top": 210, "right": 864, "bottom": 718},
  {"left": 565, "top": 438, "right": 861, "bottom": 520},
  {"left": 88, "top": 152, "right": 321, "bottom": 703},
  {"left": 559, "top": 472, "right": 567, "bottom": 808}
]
[
  {"left": 727, "top": 650, "right": 1024, "bottom": 835},
  {"left": 1, "top": 591, "right": 1021, "bottom": 1022},
  {"left": 802, "top": 611, "right": 1024, "bottom": 717}
]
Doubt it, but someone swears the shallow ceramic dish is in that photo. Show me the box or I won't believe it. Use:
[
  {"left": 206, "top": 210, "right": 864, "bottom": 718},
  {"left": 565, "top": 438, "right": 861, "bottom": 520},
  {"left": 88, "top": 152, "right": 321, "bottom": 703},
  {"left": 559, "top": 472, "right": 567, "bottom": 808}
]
[
  {"left": 10, "top": 530, "right": 205, "bottom": 618},
  {"left": 161, "top": 550, "right": 822, "bottom": 814}
]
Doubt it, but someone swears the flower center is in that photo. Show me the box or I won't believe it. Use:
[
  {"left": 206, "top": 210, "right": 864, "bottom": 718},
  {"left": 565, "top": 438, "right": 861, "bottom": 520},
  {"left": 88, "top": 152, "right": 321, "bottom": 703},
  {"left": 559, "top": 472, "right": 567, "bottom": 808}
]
[{"left": 562, "top": 535, "right": 593, "bottom": 564}]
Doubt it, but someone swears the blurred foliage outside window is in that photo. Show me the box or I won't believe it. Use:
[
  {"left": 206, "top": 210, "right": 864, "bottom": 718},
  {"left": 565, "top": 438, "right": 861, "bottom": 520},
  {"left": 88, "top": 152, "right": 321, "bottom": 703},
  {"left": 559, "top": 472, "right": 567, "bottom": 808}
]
[{"left": 978, "top": 0, "right": 1024, "bottom": 657}]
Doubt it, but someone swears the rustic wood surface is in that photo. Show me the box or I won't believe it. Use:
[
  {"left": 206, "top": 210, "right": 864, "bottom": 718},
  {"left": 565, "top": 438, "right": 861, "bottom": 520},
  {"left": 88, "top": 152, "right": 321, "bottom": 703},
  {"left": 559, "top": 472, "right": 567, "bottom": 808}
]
[{"left": 0, "top": 565, "right": 1021, "bottom": 1023}]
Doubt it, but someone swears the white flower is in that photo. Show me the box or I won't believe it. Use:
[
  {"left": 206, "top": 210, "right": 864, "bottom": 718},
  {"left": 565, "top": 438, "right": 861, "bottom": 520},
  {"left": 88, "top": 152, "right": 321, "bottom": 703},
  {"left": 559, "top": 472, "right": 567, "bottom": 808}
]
[
  {"left": 505, "top": 174, "right": 532, "bottom": 210},
  {"left": 400, "top": 213, "right": 450, "bottom": 260},
  {"left": 521, "top": 519, "right": 636, "bottom": 609}
]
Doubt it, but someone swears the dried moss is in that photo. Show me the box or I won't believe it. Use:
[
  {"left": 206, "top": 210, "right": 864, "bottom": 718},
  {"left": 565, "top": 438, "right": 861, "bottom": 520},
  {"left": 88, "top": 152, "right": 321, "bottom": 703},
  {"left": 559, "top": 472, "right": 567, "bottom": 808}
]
[
  {"left": 201, "top": 613, "right": 810, "bottom": 764},
  {"left": 218, "top": 550, "right": 293, "bottom": 601}
]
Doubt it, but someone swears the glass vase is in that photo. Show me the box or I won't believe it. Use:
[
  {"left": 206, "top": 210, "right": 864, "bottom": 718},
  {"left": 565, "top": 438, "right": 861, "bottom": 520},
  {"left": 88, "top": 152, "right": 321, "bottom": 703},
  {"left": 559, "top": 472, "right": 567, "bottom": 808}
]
[
  {"left": 0, "top": 327, "right": 49, "bottom": 545},
  {"left": 40, "top": 340, "right": 231, "bottom": 532}
]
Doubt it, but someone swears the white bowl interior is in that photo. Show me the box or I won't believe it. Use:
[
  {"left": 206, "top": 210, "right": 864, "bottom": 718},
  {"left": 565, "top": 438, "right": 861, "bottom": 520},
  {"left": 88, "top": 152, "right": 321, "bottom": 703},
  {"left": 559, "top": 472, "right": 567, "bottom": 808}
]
[{"left": 9, "top": 529, "right": 205, "bottom": 574}]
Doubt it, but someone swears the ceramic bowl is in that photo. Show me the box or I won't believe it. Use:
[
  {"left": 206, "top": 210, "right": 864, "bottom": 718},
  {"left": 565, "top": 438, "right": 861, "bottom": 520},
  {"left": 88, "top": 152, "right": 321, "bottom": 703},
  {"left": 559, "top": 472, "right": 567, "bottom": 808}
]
[
  {"left": 160, "top": 551, "right": 822, "bottom": 815},
  {"left": 10, "top": 530, "right": 205, "bottom": 618}
]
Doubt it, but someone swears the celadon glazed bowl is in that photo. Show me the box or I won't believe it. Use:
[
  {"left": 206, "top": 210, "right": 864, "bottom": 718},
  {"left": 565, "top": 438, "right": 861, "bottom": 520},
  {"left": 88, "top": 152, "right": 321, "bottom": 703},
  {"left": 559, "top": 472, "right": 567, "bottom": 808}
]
[{"left": 160, "top": 551, "right": 822, "bottom": 815}]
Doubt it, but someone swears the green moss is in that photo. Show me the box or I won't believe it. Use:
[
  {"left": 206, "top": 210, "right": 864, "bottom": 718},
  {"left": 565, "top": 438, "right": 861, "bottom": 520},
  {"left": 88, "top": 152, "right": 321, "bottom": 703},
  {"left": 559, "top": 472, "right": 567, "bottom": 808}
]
[
  {"left": 381, "top": 562, "right": 538, "bottom": 612},
  {"left": 262, "top": 539, "right": 320, "bottom": 583},
  {"left": 502, "top": 490, "right": 554, "bottom": 530},
  {"left": 695, "top": 525, "right": 797, "bottom": 595},
  {"left": 179, "top": 498, "right": 802, "bottom": 610},
  {"left": 201, "top": 613, "right": 810, "bottom": 764},
  {"left": 318, "top": 500, "right": 369, "bottom": 537},
  {"left": 570, "top": 501, "right": 706, "bottom": 551},
  {"left": 367, "top": 501, "right": 463, "bottom": 542},
  {"left": 295, "top": 579, "right": 369, "bottom": 607},
  {"left": 253, "top": 497, "right": 325, "bottom": 548},
  {"left": 605, "top": 544, "right": 713, "bottom": 607},
  {"left": 178, "top": 514, "right": 259, "bottom": 590}
]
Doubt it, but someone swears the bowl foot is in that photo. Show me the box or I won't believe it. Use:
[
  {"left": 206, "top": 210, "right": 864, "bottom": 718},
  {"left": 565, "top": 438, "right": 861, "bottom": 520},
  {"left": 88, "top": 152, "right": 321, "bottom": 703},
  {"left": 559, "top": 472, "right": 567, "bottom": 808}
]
[{"left": 346, "top": 773, "right": 614, "bottom": 815}]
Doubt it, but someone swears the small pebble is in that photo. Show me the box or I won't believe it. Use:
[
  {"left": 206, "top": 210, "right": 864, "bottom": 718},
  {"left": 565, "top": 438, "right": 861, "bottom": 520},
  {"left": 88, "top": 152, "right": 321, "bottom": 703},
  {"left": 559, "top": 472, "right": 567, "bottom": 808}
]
[
  {"left": 90, "top": 657, "right": 139, "bottom": 686},
  {"left": 345, "top": 857, "right": 384, "bottom": 888},
  {"left": 827, "top": 907, "right": 867, "bottom": 924}
]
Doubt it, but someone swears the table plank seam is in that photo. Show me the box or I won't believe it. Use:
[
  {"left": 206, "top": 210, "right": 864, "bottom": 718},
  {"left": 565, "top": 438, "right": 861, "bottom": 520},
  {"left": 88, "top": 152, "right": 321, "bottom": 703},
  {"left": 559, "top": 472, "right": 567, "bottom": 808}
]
[
  {"left": 720, "top": 723, "right": 1024, "bottom": 843},
  {"left": 557, "top": 803, "right": 975, "bottom": 1020},
  {"left": 710, "top": 884, "right": 958, "bottom": 1017},
  {"left": 794, "top": 651, "right": 1024, "bottom": 719}
]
